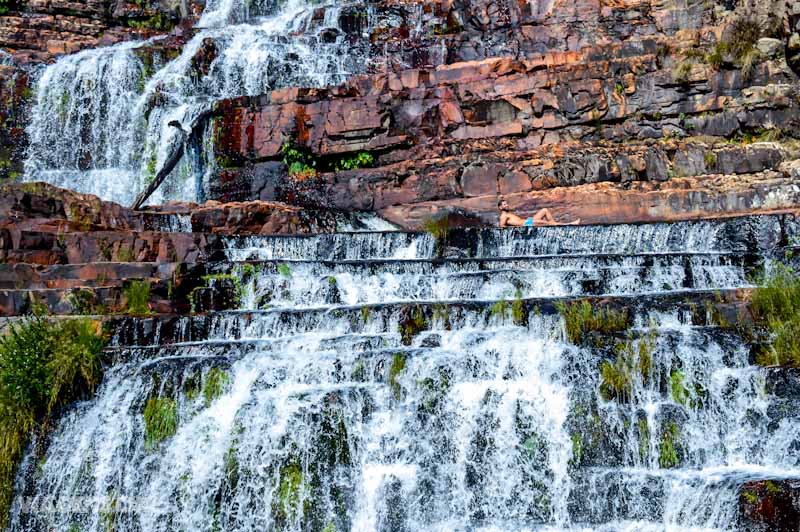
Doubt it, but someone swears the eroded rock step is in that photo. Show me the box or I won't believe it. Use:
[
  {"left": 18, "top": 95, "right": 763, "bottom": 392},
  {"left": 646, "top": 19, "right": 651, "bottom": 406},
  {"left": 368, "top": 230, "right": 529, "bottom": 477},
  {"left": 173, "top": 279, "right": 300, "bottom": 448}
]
[
  {"left": 105, "top": 290, "right": 748, "bottom": 347},
  {"left": 0, "top": 252, "right": 755, "bottom": 316}
]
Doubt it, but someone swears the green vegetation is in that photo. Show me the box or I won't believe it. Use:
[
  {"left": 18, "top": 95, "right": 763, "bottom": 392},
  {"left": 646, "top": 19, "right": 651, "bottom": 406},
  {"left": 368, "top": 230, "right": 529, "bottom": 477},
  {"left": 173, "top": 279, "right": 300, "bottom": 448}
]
[
  {"left": 658, "top": 422, "right": 680, "bottom": 469},
  {"left": 203, "top": 368, "right": 229, "bottom": 406},
  {"left": 671, "top": 60, "right": 693, "bottom": 84},
  {"left": 389, "top": 353, "right": 406, "bottom": 399},
  {"left": 669, "top": 369, "right": 706, "bottom": 409},
  {"left": 0, "top": 313, "right": 107, "bottom": 527},
  {"left": 557, "top": 300, "right": 631, "bottom": 345},
  {"left": 422, "top": 215, "right": 450, "bottom": 257},
  {"left": 334, "top": 152, "right": 374, "bottom": 172},
  {"left": 281, "top": 143, "right": 318, "bottom": 180},
  {"left": 127, "top": 13, "right": 174, "bottom": 31},
  {"left": 123, "top": 280, "right": 151, "bottom": 316},
  {"left": 570, "top": 432, "right": 583, "bottom": 467},
  {"left": 490, "top": 299, "right": 509, "bottom": 319},
  {"left": 709, "top": 17, "right": 765, "bottom": 80},
  {"left": 399, "top": 305, "right": 427, "bottom": 345},
  {"left": 637, "top": 418, "right": 649, "bottom": 463},
  {"left": 599, "top": 334, "right": 655, "bottom": 403},
  {"left": 201, "top": 273, "right": 244, "bottom": 308},
  {"left": 277, "top": 263, "right": 293, "bottom": 278},
  {"left": 143, "top": 397, "right": 178, "bottom": 450},
  {"left": 751, "top": 264, "right": 800, "bottom": 367},
  {"left": 276, "top": 462, "right": 307, "bottom": 519},
  {"left": 741, "top": 489, "right": 759, "bottom": 505},
  {"left": 490, "top": 292, "right": 528, "bottom": 326},
  {"left": 704, "top": 151, "right": 717, "bottom": 168}
]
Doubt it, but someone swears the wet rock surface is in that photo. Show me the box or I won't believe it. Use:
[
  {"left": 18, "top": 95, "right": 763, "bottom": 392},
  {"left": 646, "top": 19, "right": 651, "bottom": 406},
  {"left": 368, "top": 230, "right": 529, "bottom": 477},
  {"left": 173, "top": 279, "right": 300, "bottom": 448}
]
[{"left": 739, "top": 480, "right": 800, "bottom": 532}]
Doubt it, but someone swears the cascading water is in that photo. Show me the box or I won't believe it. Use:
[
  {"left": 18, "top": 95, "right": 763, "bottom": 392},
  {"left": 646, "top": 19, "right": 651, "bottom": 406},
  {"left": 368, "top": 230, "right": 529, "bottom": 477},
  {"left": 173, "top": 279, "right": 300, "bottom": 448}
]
[
  {"left": 8, "top": 221, "right": 800, "bottom": 531},
  {"left": 22, "top": 0, "right": 379, "bottom": 206}
]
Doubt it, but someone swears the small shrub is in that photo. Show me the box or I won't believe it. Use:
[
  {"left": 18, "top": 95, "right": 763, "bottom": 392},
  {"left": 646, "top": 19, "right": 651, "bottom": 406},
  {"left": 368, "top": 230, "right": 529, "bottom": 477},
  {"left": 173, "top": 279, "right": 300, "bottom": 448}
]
[
  {"left": 751, "top": 264, "right": 800, "bottom": 367},
  {"left": 143, "top": 396, "right": 178, "bottom": 450},
  {"left": 123, "top": 280, "right": 151, "bottom": 316},
  {"left": 0, "top": 314, "right": 107, "bottom": 527},
  {"left": 334, "top": 152, "right": 374, "bottom": 172},
  {"left": 281, "top": 143, "right": 318, "bottom": 180},
  {"left": 704, "top": 151, "right": 717, "bottom": 168},
  {"left": 672, "top": 61, "right": 693, "bottom": 84},
  {"left": 557, "top": 300, "right": 631, "bottom": 345}
]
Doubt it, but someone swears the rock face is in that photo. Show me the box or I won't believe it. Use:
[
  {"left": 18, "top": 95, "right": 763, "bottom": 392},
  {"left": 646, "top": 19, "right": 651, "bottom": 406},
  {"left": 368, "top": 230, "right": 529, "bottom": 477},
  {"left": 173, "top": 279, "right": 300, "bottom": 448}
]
[
  {"left": 0, "top": 0, "right": 199, "bottom": 64},
  {"left": 739, "top": 480, "right": 800, "bottom": 531},
  {"left": 207, "top": 0, "right": 800, "bottom": 229}
]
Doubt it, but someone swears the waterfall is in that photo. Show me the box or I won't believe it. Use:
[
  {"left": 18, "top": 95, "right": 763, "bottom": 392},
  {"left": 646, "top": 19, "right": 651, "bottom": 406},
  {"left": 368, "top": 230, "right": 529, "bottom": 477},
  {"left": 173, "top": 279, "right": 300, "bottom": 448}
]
[
  {"left": 22, "top": 0, "right": 374, "bottom": 206},
  {"left": 8, "top": 221, "right": 800, "bottom": 531}
]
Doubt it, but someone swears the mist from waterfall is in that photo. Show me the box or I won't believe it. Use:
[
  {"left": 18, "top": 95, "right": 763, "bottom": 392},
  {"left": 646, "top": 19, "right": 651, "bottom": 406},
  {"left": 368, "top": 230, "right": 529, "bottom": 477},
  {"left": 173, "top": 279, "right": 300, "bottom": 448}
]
[{"left": 22, "top": 0, "right": 375, "bottom": 206}]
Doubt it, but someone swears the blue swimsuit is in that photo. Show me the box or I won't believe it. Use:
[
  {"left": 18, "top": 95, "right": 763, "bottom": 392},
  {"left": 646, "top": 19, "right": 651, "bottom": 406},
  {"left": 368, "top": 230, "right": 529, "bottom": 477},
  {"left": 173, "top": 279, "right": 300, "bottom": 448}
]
[{"left": 524, "top": 218, "right": 534, "bottom": 227}]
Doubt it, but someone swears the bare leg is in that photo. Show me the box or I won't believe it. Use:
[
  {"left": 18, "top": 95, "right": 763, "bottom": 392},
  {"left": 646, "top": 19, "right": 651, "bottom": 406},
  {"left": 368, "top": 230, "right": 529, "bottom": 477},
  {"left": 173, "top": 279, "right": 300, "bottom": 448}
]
[{"left": 533, "top": 208, "right": 557, "bottom": 226}]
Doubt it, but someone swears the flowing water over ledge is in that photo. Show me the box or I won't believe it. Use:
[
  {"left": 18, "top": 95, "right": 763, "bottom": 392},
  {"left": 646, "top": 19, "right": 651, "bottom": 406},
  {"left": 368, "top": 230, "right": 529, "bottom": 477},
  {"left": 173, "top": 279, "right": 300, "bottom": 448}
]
[
  {"left": 7, "top": 220, "right": 800, "bottom": 531},
  {"left": 22, "top": 0, "right": 387, "bottom": 205}
]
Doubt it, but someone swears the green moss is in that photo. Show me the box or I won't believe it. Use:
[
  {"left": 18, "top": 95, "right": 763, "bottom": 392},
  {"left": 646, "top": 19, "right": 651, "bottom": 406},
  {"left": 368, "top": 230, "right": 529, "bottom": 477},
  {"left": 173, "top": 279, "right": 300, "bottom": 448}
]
[
  {"left": 511, "top": 293, "right": 527, "bottom": 326},
  {"left": 203, "top": 368, "right": 229, "bottom": 406},
  {"left": 704, "top": 151, "right": 717, "bottom": 168},
  {"left": 101, "top": 492, "right": 118, "bottom": 532},
  {"left": 389, "top": 353, "right": 406, "bottom": 399},
  {"left": 123, "top": 280, "right": 151, "bottom": 316},
  {"left": 422, "top": 215, "right": 450, "bottom": 257},
  {"left": 658, "top": 422, "right": 680, "bottom": 469},
  {"left": 276, "top": 462, "right": 306, "bottom": 519},
  {"left": 143, "top": 397, "right": 178, "bottom": 450},
  {"left": 557, "top": 300, "right": 631, "bottom": 345},
  {"left": 570, "top": 432, "right": 583, "bottom": 467},
  {"left": 277, "top": 263, "right": 292, "bottom": 278},
  {"left": 599, "top": 334, "right": 654, "bottom": 402},
  {"left": 399, "top": 305, "right": 427, "bottom": 345},
  {"left": 0, "top": 314, "right": 107, "bottom": 528},
  {"left": 490, "top": 299, "right": 509, "bottom": 320},
  {"left": 202, "top": 273, "right": 243, "bottom": 307},
  {"left": 637, "top": 418, "right": 649, "bottom": 463},
  {"left": 741, "top": 489, "right": 759, "bottom": 505}
]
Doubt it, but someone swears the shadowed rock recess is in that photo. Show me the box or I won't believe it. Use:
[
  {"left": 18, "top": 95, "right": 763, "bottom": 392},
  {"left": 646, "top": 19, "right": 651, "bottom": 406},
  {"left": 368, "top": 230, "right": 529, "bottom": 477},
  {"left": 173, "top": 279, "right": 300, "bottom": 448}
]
[{"left": 2, "top": 0, "right": 800, "bottom": 531}]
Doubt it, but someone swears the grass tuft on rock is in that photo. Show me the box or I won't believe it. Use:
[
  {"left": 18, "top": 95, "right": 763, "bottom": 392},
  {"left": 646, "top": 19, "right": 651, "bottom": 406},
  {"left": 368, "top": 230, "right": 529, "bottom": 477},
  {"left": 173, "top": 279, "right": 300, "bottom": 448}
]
[
  {"left": 0, "top": 313, "right": 107, "bottom": 528},
  {"left": 658, "top": 422, "right": 680, "bottom": 469},
  {"left": 203, "top": 367, "right": 229, "bottom": 406},
  {"left": 751, "top": 264, "right": 800, "bottom": 367},
  {"left": 422, "top": 215, "right": 450, "bottom": 257},
  {"left": 557, "top": 300, "right": 631, "bottom": 345},
  {"left": 389, "top": 353, "right": 406, "bottom": 400},
  {"left": 123, "top": 280, "right": 151, "bottom": 316},
  {"left": 143, "top": 397, "right": 178, "bottom": 450}
]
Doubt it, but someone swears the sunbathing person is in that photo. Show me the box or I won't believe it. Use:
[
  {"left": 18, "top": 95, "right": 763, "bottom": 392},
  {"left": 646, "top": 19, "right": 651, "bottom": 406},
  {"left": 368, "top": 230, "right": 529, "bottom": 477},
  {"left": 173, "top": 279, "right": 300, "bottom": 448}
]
[{"left": 498, "top": 199, "right": 580, "bottom": 227}]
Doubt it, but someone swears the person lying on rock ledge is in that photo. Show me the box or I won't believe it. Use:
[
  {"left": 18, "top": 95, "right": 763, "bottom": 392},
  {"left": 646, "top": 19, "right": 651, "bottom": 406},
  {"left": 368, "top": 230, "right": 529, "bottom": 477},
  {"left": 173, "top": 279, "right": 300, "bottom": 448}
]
[{"left": 498, "top": 199, "right": 581, "bottom": 227}]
